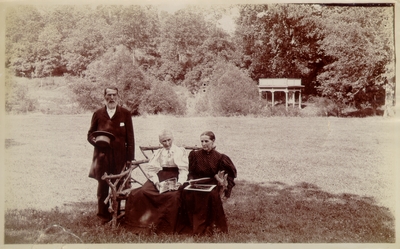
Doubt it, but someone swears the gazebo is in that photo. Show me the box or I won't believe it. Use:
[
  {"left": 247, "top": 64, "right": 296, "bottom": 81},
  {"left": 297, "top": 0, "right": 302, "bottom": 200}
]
[{"left": 258, "top": 78, "right": 304, "bottom": 109}]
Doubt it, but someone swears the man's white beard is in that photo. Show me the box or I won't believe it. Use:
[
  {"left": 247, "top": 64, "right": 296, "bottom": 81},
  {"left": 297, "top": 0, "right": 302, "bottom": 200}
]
[{"left": 107, "top": 102, "right": 117, "bottom": 109}]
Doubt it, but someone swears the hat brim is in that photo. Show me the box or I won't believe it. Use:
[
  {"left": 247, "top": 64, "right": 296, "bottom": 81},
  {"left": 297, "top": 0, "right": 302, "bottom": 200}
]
[
  {"left": 92, "top": 131, "right": 115, "bottom": 148},
  {"left": 92, "top": 131, "right": 115, "bottom": 140}
]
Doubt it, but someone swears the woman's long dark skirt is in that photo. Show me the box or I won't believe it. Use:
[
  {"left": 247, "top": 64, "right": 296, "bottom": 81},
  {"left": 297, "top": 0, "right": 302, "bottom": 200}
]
[
  {"left": 177, "top": 185, "right": 228, "bottom": 235},
  {"left": 125, "top": 168, "right": 181, "bottom": 234}
]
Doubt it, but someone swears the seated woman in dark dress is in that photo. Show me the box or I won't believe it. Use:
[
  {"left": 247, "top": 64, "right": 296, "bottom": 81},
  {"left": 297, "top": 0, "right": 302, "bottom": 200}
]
[
  {"left": 125, "top": 130, "right": 188, "bottom": 234},
  {"left": 178, "top": 131, "right": 237, "bottom": 235}
]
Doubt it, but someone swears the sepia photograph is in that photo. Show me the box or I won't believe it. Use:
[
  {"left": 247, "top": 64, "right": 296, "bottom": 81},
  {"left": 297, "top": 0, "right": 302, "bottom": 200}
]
[{"left": 1, "top": 0, "right": 399, "bottom": 247}]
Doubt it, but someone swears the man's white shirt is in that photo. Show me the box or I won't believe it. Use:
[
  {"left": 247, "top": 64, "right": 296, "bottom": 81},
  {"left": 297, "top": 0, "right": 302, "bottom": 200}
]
[{"left": 107, "top": 107, "right": 116, "bottom": 118}]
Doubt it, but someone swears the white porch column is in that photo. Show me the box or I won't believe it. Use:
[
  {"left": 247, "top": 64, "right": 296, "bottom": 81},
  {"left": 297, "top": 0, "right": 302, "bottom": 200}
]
[
  {"left": 285, "top": 90, "right": 288, "bottom": 110},
  {"left": 292, "top": 91, "right": 295, "bottom": 107},
  {"left": 299, "top": 91, "right": 302, "bottom": 109},
  {"left": 271, "top": 91, "right": 275, "bottom": 106}
]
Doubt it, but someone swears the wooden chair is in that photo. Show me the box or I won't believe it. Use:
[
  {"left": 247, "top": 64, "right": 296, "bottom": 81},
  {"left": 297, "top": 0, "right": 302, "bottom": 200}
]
[
  {"left": 101, "top": 159, "right": 149, "bottom": 228},
  {"left": 139, "top": 145, "right": 202, "bottom": 160},
  {"left": 139, "top": 145, "right": 163, "bottom": 160}
]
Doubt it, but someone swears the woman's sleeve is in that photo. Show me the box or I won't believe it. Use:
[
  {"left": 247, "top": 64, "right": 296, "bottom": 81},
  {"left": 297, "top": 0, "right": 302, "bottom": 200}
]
[
  {"left": 220, "top": 154, "right": 237, "bottom": 198},
  {"left": 176, "top": 147, "right": 189, "bottom": 184},
  {"left": 146, "top": 149, "right": 162, "bottom": 184},
  {"left": 187, "top": 150, "right": 196, "bottom": 180}
]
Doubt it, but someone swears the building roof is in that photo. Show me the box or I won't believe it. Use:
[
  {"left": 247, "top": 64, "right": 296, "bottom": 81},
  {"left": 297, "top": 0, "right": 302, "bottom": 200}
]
[{"left": 258, "top": 78, "right": 304, "bottom": 87}]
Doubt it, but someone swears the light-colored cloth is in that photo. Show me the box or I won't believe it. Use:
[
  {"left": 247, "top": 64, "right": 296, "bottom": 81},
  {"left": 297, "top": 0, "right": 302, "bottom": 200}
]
[
  {"left": 146, "top": 144, "right": 188, "bottom": 184},
  {"left": 106, "top": 107, "right": 116, "bottom": 118}
]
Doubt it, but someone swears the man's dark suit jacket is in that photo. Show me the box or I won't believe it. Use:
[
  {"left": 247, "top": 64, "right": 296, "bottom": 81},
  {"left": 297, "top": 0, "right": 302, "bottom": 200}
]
[{"left": 87, "top": 105, "right": 135, "bottom": 180}]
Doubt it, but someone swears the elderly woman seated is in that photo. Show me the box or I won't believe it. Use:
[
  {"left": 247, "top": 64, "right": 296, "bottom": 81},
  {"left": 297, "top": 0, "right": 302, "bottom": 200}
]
[
  {"left": 177, "top": 131, "right": 237, "bottom": 235},
  {"left": 124, "top": 130, "right": 188, "bottom": 234}
]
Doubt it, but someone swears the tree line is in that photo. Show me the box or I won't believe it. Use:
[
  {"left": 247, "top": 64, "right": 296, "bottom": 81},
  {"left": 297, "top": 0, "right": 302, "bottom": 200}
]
[{"left": 5, "top": 3, "right": 395, "bottom": 116}]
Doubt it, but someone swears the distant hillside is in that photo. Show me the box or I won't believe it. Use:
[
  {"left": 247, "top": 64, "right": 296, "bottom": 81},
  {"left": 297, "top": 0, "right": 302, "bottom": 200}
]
[{"left": 7, "top": 77, "right": 90, "bottom": 115}]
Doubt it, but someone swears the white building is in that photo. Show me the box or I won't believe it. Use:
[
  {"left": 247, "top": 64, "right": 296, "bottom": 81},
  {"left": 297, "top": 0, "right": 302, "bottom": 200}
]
[{"left": 258, "top": 78, "right": 304, "bottom": 109}]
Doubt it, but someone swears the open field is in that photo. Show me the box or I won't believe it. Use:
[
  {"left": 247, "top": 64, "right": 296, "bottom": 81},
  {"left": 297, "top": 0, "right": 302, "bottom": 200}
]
[{"left": 2, "top": 114, "right": 399, "bottom": 243}]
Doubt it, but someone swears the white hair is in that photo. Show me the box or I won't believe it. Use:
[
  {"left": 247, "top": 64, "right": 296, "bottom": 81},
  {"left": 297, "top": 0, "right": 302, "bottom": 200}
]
[{"left": 158, "top": 129, "right": 173, "bottom": 140}]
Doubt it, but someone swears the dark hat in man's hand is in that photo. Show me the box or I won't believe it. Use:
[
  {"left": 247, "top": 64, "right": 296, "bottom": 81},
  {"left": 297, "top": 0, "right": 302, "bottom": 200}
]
[{"left": 92, "top": 131, "right": 115, "bottom": 148}]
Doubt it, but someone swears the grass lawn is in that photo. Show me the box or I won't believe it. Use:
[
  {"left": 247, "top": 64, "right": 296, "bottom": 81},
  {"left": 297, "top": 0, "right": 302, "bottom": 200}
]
[{"left": 3, "top": 114, "right": 398, "bottom": 244}]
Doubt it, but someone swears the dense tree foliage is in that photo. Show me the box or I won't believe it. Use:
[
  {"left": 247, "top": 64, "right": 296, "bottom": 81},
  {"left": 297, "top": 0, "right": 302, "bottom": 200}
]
[
  {"left": 316, "top": 5, "right": 394, "bottom": 113},
  {"left": 5, "top": 3, "right": 395, "bottom": 116},
  {"left": 6, "top": 5, "right": 45, "bottom": 77},
  {"left": 236, "top": 3, "right": 394, "bottom": 114},
  {"left": 73, "top": 45, "right": 151, "bottom": 114},
  {"left": 235, "top": 4, "right": 324, "bottom": 93}
]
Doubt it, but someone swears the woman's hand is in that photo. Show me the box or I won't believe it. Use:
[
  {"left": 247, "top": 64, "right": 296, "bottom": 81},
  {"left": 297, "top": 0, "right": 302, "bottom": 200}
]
[
  {"left": 174, "top": 182, "right": 182, "bottom": 190},
  {"left": 180, "top": 182, "right": 189, "bottom": 190}
]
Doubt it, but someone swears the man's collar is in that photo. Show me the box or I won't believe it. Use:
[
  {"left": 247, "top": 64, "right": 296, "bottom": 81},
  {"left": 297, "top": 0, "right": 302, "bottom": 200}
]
[{"left": 106, "top": 105, "right": 117, "bottom": 111}]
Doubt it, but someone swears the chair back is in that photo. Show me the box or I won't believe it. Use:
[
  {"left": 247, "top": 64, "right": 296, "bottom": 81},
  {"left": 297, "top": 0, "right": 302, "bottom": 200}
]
[{"left": 139, "top": 145, "right": 202, "bottom": 160}]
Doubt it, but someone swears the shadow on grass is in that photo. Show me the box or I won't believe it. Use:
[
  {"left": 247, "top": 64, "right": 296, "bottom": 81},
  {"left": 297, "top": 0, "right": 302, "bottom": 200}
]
[
  {"left": 4, "top": 180, "right": 395, "bottom": 244},
  {"left": 226, "top": 181, "right": 395, "bottom": 243}
]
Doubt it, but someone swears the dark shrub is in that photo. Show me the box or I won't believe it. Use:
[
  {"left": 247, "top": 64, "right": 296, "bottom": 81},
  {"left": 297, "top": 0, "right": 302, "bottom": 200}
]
[
  {"left": 309, "top": 96, "right": 343, "bottom": 117},
  {"left": 205, "top": 65, "right": 259, "bottom": 116},
  {"left": 5, "top": 77, "right": 39, "bottom": 114},
  {"left": 70, "top": 77, "right": 103, "bottom": 111},
  {"left": 139, "top": 81, "right": 186, "bottom": 115}
]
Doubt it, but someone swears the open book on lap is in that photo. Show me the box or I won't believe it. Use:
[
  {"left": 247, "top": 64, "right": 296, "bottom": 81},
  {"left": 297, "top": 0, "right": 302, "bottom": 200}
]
[
  {"left": 184, "top": 184, "right": 216, "bottom": 192},
  {"left": 159, "top": 177, "right": 214, "bottom": 193},
  {"left": 183, "top": 177, "right": 216, "bottom": 192},
  {"left": 159, "top": 178, "right": 178, "bottom": 194}
]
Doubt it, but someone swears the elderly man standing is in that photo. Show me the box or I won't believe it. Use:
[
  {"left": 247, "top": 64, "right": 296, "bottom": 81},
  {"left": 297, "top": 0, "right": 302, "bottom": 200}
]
[{"left": 87, "top": 86, "right": 135, "bottom": 222}]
